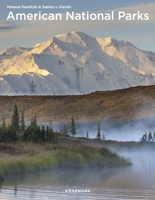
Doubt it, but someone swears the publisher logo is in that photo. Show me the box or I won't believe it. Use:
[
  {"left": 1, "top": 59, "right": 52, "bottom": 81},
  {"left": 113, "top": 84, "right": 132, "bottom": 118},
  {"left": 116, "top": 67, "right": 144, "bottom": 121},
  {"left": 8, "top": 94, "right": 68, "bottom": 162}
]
[{"left": 65, "top": 189, "right": 90, "bottom": 193}]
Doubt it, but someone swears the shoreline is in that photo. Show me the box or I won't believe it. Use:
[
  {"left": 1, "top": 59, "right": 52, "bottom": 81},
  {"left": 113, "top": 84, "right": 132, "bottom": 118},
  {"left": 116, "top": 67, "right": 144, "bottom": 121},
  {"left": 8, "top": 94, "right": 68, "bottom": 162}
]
[
  {"left": 0, "top": 138, "right": 132, "bottom": 181},
  {"left": 0, "top": 162, "right": 131, "bottom": 184}
]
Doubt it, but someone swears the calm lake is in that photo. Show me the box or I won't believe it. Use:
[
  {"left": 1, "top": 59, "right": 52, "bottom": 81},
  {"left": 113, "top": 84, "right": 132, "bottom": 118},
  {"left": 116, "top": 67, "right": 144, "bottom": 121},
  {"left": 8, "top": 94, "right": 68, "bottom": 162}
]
[{"left": 0, "top": 150, "right": 155, "bottom": 200}]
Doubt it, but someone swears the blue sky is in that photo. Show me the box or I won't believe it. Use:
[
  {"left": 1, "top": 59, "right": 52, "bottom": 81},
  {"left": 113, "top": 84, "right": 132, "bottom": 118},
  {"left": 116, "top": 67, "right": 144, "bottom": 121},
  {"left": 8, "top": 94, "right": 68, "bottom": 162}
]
[{"left": 0, "top": 0, "right": 155, "bottom": 52}]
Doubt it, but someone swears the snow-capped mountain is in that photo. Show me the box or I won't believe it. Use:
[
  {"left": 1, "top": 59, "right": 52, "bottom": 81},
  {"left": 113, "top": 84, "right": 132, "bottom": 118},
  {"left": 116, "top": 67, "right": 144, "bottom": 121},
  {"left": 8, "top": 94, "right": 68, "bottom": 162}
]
[{"left": 0, "top": 31, "right": 155, "bottom": 95}]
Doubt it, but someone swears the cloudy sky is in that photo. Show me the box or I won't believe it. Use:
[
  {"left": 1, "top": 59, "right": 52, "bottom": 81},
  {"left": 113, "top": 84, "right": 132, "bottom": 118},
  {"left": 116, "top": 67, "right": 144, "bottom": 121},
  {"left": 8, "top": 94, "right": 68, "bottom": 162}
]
[{"left": 0, "top": 0, "right": 155, "bottom": 52}]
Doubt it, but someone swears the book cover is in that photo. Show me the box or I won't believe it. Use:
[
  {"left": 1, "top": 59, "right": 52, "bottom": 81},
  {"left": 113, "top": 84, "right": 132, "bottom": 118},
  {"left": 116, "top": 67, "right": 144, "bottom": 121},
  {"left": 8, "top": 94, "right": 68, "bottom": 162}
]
[{"left": 0, "top": 0, "right": 155, "bottom": 199}]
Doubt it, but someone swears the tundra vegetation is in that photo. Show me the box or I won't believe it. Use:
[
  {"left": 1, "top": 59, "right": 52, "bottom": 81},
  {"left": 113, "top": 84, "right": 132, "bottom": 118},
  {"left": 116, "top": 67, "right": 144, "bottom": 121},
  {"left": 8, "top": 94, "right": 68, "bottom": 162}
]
[{"left": 0, "top": 105, "right": 131, "bottom": 179}]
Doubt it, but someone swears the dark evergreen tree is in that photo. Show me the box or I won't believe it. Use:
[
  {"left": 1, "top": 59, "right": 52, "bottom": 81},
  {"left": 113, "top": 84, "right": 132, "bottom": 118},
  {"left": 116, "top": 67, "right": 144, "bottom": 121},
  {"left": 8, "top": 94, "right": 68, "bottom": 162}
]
[
  {"left": 46, "top": 119, "right": 55, "bottom": 141},
  {"left": 70, "top": 116, "right": 76, "bottom": 136},
  {"left": 23, "top": 116, "right": 40, "bottom": 142},
  {"left": 86, "top": 130, "right": 89, "bottom": 138},
  {"left": 33, "top": 116, "right": 37, "bottom": 127},
  {"left": 40, "top": 126, "right": 46, "bottom": 142},
  {"left": 46, "top": 125, "right": 49, "bottom": 139},
  {"left": 49, "top": 119, "right": 53, "bottom": 130},
  {"left": 148, "top": 132, "right": 153, "bottom": 142},
  {"left": 30, "top": 116, "right": 37, "bottom": 127},
  {"left": 0, "top": 108, "right": 62, "bottom": 143},
  {"left": 141, "top": 132, "right": 147, "bottom": 142},
  {"left": 0, "top": 126, "right": 6, "bottom": 142},
  {"left": 55, "top": 132, "right": 58, "bottom": 143},
  {"left": 20, "top": 111, "right": 25, "bottom": 131},
  {"left": 96, "top": 123, "right": 101, "bottom": 139},
  {"left": 154, "top": 132, "right": 155, "bottom": 142},
  {"left": 11, "top": 104, "right": 20, "bottom": 131},
  {"left": 2, "top": 117, "right": 6, "bottom": 129},
  {"left": 1, "top": 118, "right": 6, "bottom": 142},
  {"left": 7, "top": 125, "right": 17, "bottom": 142}
]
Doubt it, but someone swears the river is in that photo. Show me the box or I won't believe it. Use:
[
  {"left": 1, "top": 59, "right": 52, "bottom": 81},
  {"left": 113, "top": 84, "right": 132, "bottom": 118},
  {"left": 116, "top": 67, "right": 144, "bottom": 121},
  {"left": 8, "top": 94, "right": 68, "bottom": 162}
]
[{"left": 0, "top": 150, "right": 155, "bottom": 200}]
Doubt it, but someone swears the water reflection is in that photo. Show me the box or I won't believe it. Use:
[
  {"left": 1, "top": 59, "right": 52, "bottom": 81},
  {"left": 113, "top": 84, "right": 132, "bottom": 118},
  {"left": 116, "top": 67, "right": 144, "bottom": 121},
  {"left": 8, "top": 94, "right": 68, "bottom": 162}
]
[
  {"left": 14, "top": 187, "right": 17, "bottom": 195},
  {"left": 0, "top": 151, "right": 155, "bottom": 200}
]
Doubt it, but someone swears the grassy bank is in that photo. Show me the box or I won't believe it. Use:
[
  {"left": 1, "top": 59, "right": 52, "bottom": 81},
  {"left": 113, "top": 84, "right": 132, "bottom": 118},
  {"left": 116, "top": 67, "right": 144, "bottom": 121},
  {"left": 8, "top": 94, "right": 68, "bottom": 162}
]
[{"left": 0, "top": 142, "right": 131, "bottom": 178}]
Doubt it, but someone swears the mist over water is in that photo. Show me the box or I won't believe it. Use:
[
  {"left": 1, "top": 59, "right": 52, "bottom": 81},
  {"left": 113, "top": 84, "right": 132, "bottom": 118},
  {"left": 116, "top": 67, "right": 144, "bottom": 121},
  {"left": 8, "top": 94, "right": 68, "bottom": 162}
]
[
  {"left": 1, "top": 148, "right": 155, "bottom": 199},
  {"left": 1, "top": 118, "right": 155, "bottom": 199},
  {"left": 56, "top": 117, "right": 155, "bottom": 141}
]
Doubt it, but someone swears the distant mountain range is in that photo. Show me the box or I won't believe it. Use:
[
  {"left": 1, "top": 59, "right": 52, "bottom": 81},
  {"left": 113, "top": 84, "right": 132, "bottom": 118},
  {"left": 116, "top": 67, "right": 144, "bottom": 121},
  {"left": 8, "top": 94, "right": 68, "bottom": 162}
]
[{"left": 0, "top": 31, "right": 155, "bottom": 95}]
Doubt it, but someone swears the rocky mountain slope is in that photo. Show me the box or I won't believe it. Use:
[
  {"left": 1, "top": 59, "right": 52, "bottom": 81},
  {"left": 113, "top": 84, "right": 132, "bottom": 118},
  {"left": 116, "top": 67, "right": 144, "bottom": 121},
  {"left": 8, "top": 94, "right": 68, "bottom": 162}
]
[{"left": 0, "top": 32, "right": 155, "bottom": 95}]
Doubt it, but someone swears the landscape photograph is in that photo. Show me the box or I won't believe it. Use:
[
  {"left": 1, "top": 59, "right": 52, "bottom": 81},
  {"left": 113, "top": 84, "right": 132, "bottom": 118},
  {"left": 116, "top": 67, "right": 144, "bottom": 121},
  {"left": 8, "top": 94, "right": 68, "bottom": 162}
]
[{"left": 0, "top": 0, "right": 155, "bottom": 199}]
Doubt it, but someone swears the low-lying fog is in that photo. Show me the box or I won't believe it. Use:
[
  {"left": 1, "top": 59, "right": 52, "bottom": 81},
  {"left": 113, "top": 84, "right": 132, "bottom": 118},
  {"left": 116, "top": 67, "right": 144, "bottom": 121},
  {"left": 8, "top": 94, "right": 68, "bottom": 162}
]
[
  {"left": 1, "top": 149, "right": 155, "bottom": 200},
  {"left": 1, "top": 119, "right": 155, "bottom": 199},
  {"left": 112, "top": 149, "right": 155, "bottom": 191},
  {"left": 54, "top": 118, "right": 155, "bottom": 142}
]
